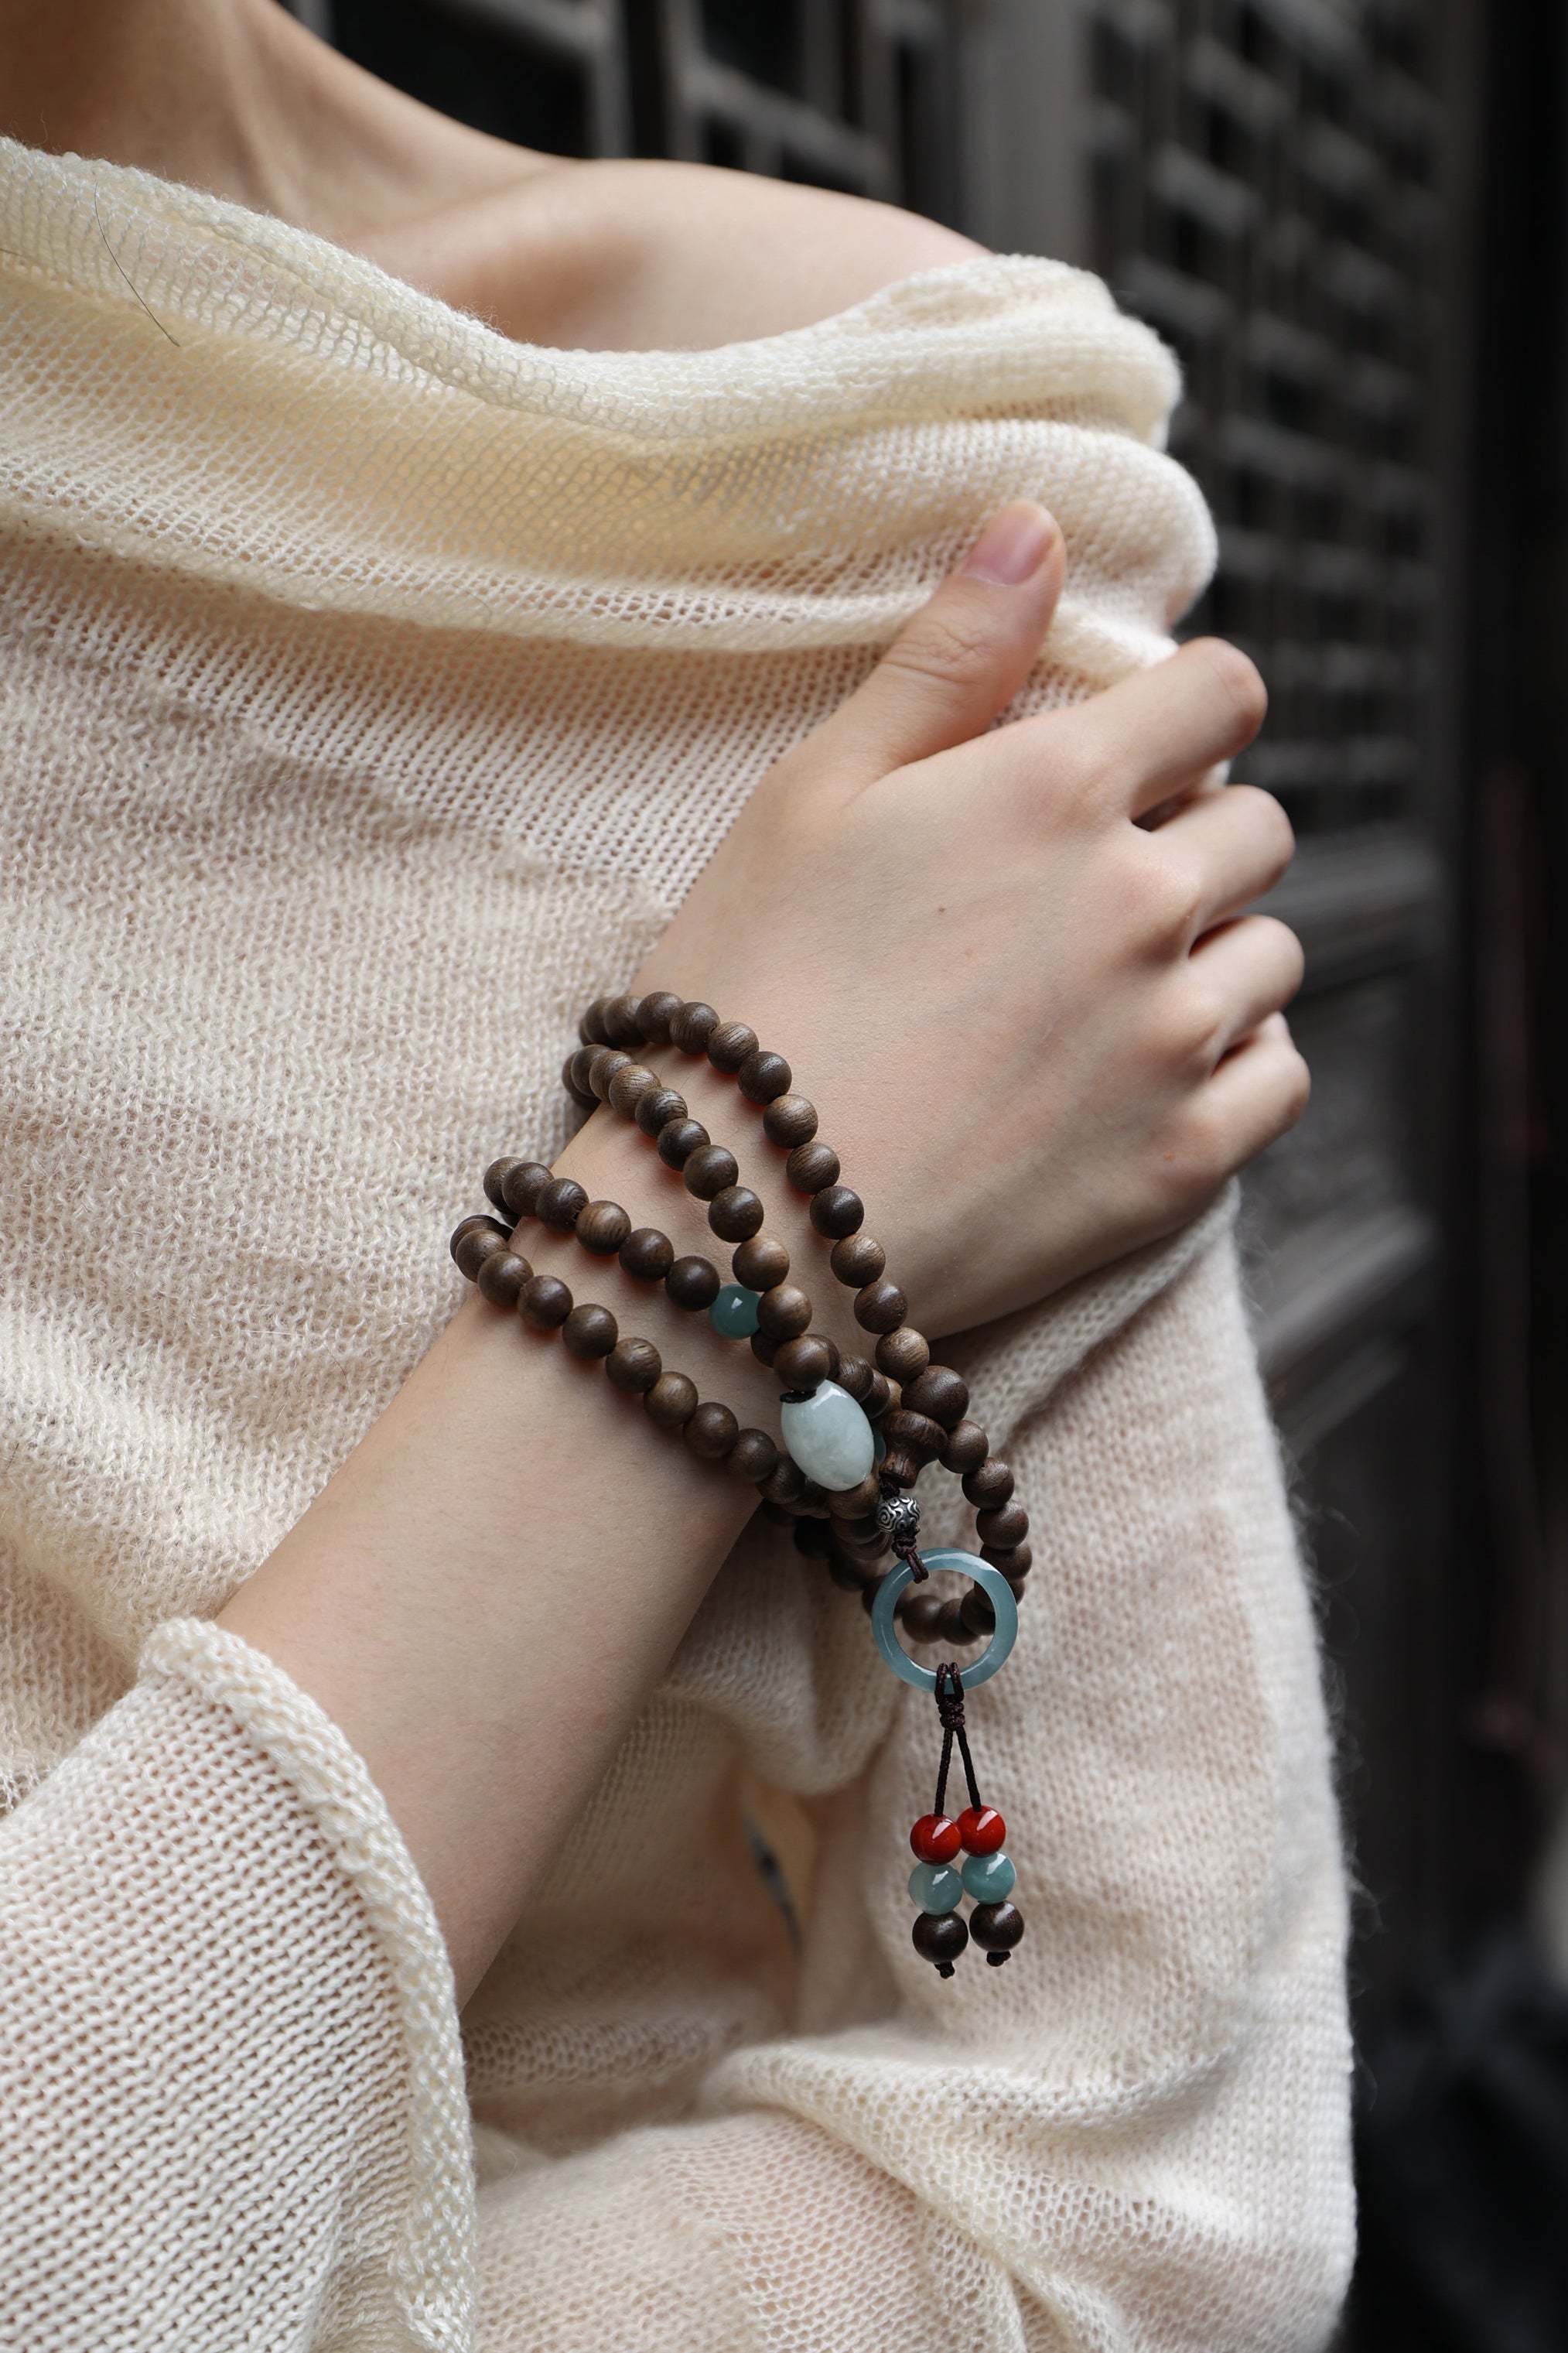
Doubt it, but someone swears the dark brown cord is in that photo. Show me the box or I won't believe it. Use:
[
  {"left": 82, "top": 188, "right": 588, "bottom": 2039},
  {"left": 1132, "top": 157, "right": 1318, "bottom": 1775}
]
[{"left": 932, "top": 1662, "right": 982, "bottom": 1818}]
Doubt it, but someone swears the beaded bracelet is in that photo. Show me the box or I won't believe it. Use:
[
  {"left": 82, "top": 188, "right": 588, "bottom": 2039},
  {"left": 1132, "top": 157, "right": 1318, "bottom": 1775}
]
[{"left": 449, "top": 991, "right": 1028, "bottom": 1978}]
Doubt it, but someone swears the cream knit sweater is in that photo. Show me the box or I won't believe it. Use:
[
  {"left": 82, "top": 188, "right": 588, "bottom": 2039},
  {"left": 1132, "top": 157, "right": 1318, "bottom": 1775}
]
[{"left": 0, "top": 139, "right": 1352, "bottom": 2352}]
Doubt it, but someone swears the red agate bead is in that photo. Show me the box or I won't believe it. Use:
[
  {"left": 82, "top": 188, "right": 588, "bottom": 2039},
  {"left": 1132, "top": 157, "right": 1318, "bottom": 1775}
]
[
  {"left": 957, "top": 1805, "right": 1006, "bottom": 1855},
  {"left": 909, "top": 1814, "right": 962, "bottom": 1865}
]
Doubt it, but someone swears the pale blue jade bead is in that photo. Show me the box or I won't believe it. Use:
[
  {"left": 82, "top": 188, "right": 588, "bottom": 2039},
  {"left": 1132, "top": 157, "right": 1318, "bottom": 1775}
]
[
  {"left": 708, "top": 1282, "right": 761, "bottom": 1339},
  {"left": 779, "top": 1378, "right": 875, "bottom": 1492},
  {"left": 961, "top": 1851, "right": 1016, "bottom": 1903},
  {"left": 908, "top": 1862, "right": 964, "bottom": 1914}
]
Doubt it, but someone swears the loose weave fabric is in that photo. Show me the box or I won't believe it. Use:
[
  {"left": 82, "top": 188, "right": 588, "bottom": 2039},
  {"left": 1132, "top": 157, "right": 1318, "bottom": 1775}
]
[{"left": 0, "top": 137, "right": 1351, "bottom": 2352}]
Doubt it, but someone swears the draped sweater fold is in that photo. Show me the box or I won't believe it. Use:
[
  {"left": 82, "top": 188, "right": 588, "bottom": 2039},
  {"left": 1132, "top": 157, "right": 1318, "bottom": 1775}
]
[{"left": 0, "top": 138, "right": 1352, "bottom": 2353}]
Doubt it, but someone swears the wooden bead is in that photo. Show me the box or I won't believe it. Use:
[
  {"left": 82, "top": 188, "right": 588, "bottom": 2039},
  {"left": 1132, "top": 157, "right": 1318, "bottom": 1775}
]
[
  {"left": 809, "top": 1184, "right": 863, "bottom": 1239},
  {"left": 450, "top": 1215, "right": 510, "bottom": 1279},
  {"left": 685, "top": 1401, "right": 740, "bottom": 1459},
  {"left": 729, "top": 1428, "right": 779, "bottom": 1483},
  {"left": 883, "top": 1407, "right": 945, "bottom": 1461},
  {"left": 706, "top": 1020, "right": 758, "bottom": 1072},
  {"left": 785, "top": 1140, "right": 839, "bottom": 1193},
  {"left": 587, "top": 1048, "right": 630, "bottom": 1101},
  {"left": 732, "top": 1233, "right": 789, "bottom": 1290},
  {"left": 738, "top": 1048, "right": 791, "bottom": 1103},
  {"left": 476, "top": 1250, "right": 531, "bottom": 1308},
  {"left": 634, "top": 990, "right": 682, "bottom": 1043},
  {"left": 521, "top": 1274, "right": 572, "bottom": 1330},
  {"left": 483, "top": 1156, "right": 523, "bottom": 1212},
  {"left": 963, "top": 1458, "right": 1014, "bottom": 1508},
  {"left": 773, "top": 1332, "right": 833, "bottom": 1390},
  {"left": 764, "top": 1094, "right": 818, "bottom": 1147},
  {"left": 899, "top": 1588, "right": 949, "bottom": 1643},
  {"left": 863, "top": 1371, "right": 893, "bottom": 1421},
  {"left": 938, "top": 1596, "right": 980, "bottom": 1646},
  {"left": 708, "top": 1185, "right": 764, "bottom": 1241},
  {"left": 968, "top": 1900, "right": 1024, "bottom": 1954},
  {"left": 836, "top": 1520, "right": 889, "bottom": 1558},
  {"left": 750, "top": 1330, "right": 779, "bottom": 1366},
  {"left": 825, "top": 1469, "right": 883, "bottom": 1519},
  {"left": 657, "top": 1118, "right": 709, "bottom": 1170},
  {"left": 982, "top": 1541, "right": 1033, "bottom": 1579},
  {"left": 760, "top": 1456, "right": 805, "bottom": 1506},
  {"left": 911, "top": 1911, "right": 968, "bottom": 1968},
  {"left": 879, "top": 1446, "right": 920, "bottom": 1487},
  {"left": 901, "top": 1365, "right": 969, "bottom": 1431},
  {"left": 854, "top": 1277, "right": 907, "bottom": 1333},
  {"left": 579, "top": 997, "right": 610, "bottom": 1045},
  {"left": 602, "top": 992, "right": 645, "bottom": 1048},
  {"left": 537, "top": 1176, "right": 588, "bottom": 1232},
  {"left": 500, "top": 1161, "right": 552, "bottom": 1219},
  {"left": 831, "top": 1233, "right": 885, "bottom": 1288},
  {"left": 757, "top": 1282, "right": 812, "bottom": 1339},
  {"left": 876, "top": 1325, "right": 930, "bottom": 1382},
  {"left": 941, "top": 1419, "right": 989, "bottom": 1474},
  {"left": 669, "top": 1000, "right": 719, "bottom": 1054},
  {"left": 606, "top": 1062, "right": 661, "bottom": 1117},
  {"left": 576, "top": 1199, "right": 632, "bottom": 1257},
  {"left": 563, "top": 1051, "right": 596, "bottom": 1112},
  {"left": 644, "top": 1372, "right": 699, "bottom": 1427},
  {"left": 960, "top": 1584, "right": 996, "bottom": 1637},
  {"left": 665, "top": 1254, "right": 721, "bottom": 1311},
  {"left": 683, "top": 1144, "right": 739, "bottom": 1200},
  {"left": 634, "top": 1086, "right": 686, "bottom": 1137},
  {"left": 835, "top": 1353, "right": 874, "bottom": 1402},
  {"left": 562, "top": 1302, "right": 617, "bottom": 1359},
  {"left": 618, "top": 1226, "right": 675, "bottom": 1282},
  {"left": 606, "top": 1336, "right": 662, "bottom": 1392},
  {"left": 976, "top": 1502, "right": 1029, "bottom": 1549}
]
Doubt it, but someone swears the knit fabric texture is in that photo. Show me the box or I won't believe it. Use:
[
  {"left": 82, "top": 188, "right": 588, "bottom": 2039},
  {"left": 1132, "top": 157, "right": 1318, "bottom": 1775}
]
[{"left": 0, "top": 137, "right": 1352, "bottom": 2351}]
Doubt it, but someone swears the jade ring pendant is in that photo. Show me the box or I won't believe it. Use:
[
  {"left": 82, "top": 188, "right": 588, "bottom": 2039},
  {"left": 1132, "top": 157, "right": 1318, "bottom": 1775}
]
[{"left": 870, "top": 1550, "right": 1020, "bottom": 1691}]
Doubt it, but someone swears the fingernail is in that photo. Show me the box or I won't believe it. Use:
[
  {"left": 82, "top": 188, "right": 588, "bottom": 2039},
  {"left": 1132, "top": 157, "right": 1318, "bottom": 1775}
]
[{"left": 960, "top": 503, "right": 1055, "bottom": 587}]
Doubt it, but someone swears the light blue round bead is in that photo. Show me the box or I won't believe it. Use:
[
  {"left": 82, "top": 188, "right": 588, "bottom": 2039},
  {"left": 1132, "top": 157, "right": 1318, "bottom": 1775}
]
[
  {"left": 908, "top": 1862, "right": 964, "bottom": 1915},
  {"left": 962, "top": 1851, "right": 1016, "bottom": 1903},
  {"left": 780, "top": 1378, "right": 875, "bottom": 1492},
  {"left": 708, "top": 1282, "right": 761, "bottom": 1339}
]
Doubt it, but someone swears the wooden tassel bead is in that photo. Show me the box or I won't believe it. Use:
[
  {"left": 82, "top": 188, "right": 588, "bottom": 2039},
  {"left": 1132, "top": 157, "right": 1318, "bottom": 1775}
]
[
  {"left": 563, "top": 1303, "right": 617, "bottom": 1359},
  {"left": 606, "top": 1336, "right": 662, "bottom": 1392},
  {"left": 537, "top": 1177, "right": 589, "bottom": 1233},
  {"left": 521, "top": 1274, "right": 572, "bottom": 1330},
  {"left": 451, "top": 1215, "right": 511, "bottom": 1279},
  {"left": 634, "top": 1086, "right": 686, "bottom": 1137},
  {"left": 682, "top": 1144, "right": 739, "bottom": 1199},
  {"left": 501, "top": 1161, "right": 552, "bottom": 1219},
  {"left": 706, "top": 1020, "right": 758, "bottom": 1072},
  {"left": 963, "top": 1459, "right": 1014, "bottom": 1508},
  {"left": 757, "top": 1282, "right": 812, "bottom": 1339},
  {"left": 854, "top": 1277, "right": 907, "bottom": 1333},
  {"left": 644, "top": 1372, "right": 699, "bottom": 1427},
  {"left": 879, "top": 1446, "right": 921, "bottom": 1487},
  {"left": 576, "top": 1200, "right": 632, "bottom": 1257},
  {"left": 732, "top": 1233, "right": 788, "bottom": 1290},
  {"left": 563, "top": 1052, "right": 596, "bottom": 1112},
  {"left": 618, "top": 1226, "right": 675, "bottom": 1282},
  {"left": 738, "top": 1048, "right": 791, "bottom": 1103},
  {"left": 784, "top": 1140, "right": 839, "bottom": 1193},
  {"left": 728, "top": 1428, "right": 780, "bottom": 1483},
  {"left": 602, "top": 993, "right": 645, "bottom": 1048},
  {"left": 831, "top": 1233, "right": 885, "bottom": 1288},
  {"left": 901, "top": 1365, "right": 969, "bottom": 1430},
  {"left": 587, "top": 1048, "right": 631, "bottom": 1100},
  {"left": 665, "top": 1255, "right": 721, "bottom": 1312},
  {"left": 634, "top": 990, "right": 682, "bottom": 1043},
  {"left": 607, "top": 1062, "right": 660, "bottom": 1117},
  {"left": 883, "top": 1407, "right": 945, "bottom": 1462},
  {"left": 876, "top": 1325, "right": 930, "bottom": 1382},
  {"left": 941, "top": 1419, "right": 989, "bottom": 1474},
  {"left": 809, "top": 1184, "right": 863, "bottom": 1238},
  {"left": 764, "top": 1094, "right": 818, "bottom": 1147},
  {"left": 976, "top": 1502, "right": 1029, "bottom": 1550},
  {"left": 685, "top": 1401, "right": 740, "bottom": 1460},
  {"left": 708, "top": 1185, "right": 764, "bottom": 1241},
  {"left": 669, "top": 1000, "right": 720, "bottom": 1054},
  {"left": 579, "top": 998, "right": 610, "bottom": 1045},
  {"left": 657, "top": 1117, "right": 710, "bottom": 1169},
  {"left": 476, "top": 1250, "right": 531, "bottom": 1308},
  {"left": 773, "top": 1332, "right": 834, "bottom": 1390}
]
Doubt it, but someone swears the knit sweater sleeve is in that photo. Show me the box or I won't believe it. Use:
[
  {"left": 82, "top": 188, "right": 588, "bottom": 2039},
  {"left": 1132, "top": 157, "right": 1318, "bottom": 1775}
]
[{"left": 0, "top": 1620, "right": 475, "bottom": 2353}]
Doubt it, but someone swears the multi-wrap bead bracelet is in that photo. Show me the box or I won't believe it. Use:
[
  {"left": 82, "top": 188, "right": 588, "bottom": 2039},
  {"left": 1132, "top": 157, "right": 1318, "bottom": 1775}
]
[{"left": 449, "top": 989, "right": 1028, "bottom": 1976}]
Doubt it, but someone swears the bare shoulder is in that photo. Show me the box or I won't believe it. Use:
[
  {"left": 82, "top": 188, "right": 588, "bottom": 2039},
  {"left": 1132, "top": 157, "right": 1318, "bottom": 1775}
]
[{"left": 358, "top": 158, "right": 983, "bottom": 351}]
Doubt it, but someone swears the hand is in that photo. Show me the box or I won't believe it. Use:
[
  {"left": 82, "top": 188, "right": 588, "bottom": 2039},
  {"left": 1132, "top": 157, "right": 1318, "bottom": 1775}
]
[{"left": 634, "top": 502, "right": 1307, "bottom": 1340}]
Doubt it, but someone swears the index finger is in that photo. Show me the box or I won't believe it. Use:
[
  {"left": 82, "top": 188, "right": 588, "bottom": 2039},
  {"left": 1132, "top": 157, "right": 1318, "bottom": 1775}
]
[{"left": 1022, "top": 638, "right": 1268, "bottom": 819}]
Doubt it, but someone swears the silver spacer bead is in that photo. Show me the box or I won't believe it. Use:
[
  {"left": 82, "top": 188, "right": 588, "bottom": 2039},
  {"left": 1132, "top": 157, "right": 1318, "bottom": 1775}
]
[{"left": 875, "top": 1492, "right": 921, "bottom": 1541}]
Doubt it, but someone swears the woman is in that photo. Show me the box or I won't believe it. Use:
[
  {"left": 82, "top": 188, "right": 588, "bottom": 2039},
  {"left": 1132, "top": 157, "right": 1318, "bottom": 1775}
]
[{"left": 0, "top": 3, "right": 1349, "bottom": 2347}]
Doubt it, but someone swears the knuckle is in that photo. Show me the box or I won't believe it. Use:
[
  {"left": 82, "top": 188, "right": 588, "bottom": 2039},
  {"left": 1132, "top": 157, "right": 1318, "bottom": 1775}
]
[
  {"left": 1187, "top": 637, "right": 1269, "bottom": 741},
  {"left": 883, "top": 600, "right": 996, "bottom": 696}
]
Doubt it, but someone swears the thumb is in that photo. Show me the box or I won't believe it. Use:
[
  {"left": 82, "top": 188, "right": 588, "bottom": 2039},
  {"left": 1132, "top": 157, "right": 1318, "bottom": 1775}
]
[{"left": 822, "top": 502, "right": 1064, "bottom": 784}]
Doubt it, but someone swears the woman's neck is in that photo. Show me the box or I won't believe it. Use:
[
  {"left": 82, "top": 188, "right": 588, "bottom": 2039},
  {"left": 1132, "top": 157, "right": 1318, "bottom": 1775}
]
[{"left": 0, "top": 0, "right": 549, "bottom": 239}]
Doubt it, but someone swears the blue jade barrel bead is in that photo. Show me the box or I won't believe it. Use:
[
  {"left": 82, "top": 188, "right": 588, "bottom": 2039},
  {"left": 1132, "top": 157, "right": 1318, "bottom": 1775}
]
[
  {"left": 708, "top": 1282, "right": 761, "bottom": 1339},
  {"left": 961, "top": 1851, "right": 1016, "bottom": 1903},
  {"left": 779, "top": 1378, "right": 875, "bottom": 1492},
  {"left": 908, "top": 1862, "right": 965, "bottom": 1915}
]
